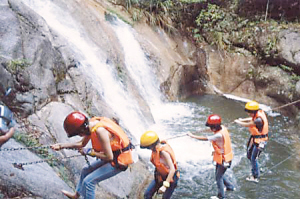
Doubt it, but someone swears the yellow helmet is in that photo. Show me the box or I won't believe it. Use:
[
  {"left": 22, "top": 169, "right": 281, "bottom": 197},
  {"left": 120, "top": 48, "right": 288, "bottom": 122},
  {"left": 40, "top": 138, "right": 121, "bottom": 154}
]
[
  {"left": 140, "top": 131, "right": 159, "bottom": 149},
  {"left": 245, "top": 101, "right": 259, "bottom": 112}
]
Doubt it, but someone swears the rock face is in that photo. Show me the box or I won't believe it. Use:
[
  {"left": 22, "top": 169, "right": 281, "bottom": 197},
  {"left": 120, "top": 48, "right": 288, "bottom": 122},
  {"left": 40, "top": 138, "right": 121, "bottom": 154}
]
[
  {"left": 277, "top": 30, "right": 300, "bottom": 73},
  {"left": 1, "top": 0, "right": 300, "bottom": 198},
  {"left": 0, "top": 139, "right": 73, "bottom": 198}
]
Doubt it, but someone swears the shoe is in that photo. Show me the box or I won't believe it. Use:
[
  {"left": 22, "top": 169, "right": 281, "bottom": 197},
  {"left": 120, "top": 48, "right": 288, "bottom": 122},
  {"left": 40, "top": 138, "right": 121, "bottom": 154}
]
[
  {"left": 210, "top": 196, "right": 225, "bottom": 199},
  {"left": 246, "top": 175, "right": 259, "bottom": 183},
  {"left": 226, "top": 187, "right": 236, "bottom": 191}
]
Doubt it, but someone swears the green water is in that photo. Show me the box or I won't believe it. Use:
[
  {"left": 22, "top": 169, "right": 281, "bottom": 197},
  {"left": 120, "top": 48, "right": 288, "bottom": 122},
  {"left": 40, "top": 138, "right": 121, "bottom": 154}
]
[{"left": 167, "top": 94, "right": 300, "bottom": 199}]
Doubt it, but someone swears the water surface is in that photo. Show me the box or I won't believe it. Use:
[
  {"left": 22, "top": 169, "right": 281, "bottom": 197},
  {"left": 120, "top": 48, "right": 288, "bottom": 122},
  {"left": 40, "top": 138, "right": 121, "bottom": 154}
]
[{"left": 165, "top": 94, "right": 299, "bottom": 199}]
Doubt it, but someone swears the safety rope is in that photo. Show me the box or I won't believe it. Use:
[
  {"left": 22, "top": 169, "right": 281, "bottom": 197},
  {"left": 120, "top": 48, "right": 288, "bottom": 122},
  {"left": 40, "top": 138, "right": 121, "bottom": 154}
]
[
  {"left": 12, "top": 154, "right": 82, "bottom": 171},
  {"left": 0, "top": 145, "right": 51, "bottom": 151},
  {"left": 0, "top": 145, "right": 91, "bottom": 169},
  {"left": 0, "top": 145, "right": 80, "bottom": 152},
  {"left": 271, "top": 99, "right": 300, "bottom": 110},
  {"left": 260, "top": 153, "right": 298, "bottom": 177},
  {"left": 164, "top": 121, "right": 235, "bottom": 141}
]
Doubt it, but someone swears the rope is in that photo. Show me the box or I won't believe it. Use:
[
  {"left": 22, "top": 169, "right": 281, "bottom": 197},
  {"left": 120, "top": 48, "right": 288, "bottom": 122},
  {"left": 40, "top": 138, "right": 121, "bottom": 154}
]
[
  {"left": 271, "top": 99, "right": 300, "bottom": 110},
  {"left": 0, "top": 145, "right": 51, "bottom": 151},
  {"left": 260, "top": 153, "right": 298, "bottom": 177},
  {"left": 0, "top": 144, "right": 90, "bottom": 169},
  {"left": 0, "top": 145, "right": 77, "bottom": 152},
  {"left": 13, "top": 154, "right": 83, "bottom": 171}
]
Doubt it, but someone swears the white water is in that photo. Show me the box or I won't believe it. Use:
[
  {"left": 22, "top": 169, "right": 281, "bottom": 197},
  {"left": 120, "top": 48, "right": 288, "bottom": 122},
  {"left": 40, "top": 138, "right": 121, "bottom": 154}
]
[
  {"left": 19, "top": 1, "right": 265, "bottom": 197},
  {"left": 18, "top": 1, "right": 300, "bottom": 199},
  {"left": 21, "top": 0, "right": 149, "bottom": 136},
  {"left": 21, "top": 0, "right": 214, "bottom": 168}
]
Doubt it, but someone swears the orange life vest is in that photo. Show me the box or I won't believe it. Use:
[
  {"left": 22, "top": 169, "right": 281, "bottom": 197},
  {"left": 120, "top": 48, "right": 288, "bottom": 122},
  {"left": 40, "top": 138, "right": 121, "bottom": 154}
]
[
  {"left": 89, "top": 117, "right": 133, "bottom": 169},
  {"left": 211, "top": 126, "right": 233, "bottom": 165},
  {"left": 151, "top": 141, "right": 179, "bottom": 182},
  {"left": 249, "top": 110, "right": 268, "bottom": 144}
]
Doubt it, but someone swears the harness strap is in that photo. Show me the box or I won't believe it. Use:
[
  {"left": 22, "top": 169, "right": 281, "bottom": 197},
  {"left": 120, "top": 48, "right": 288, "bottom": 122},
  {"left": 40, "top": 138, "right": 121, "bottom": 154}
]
[
  {"left": 252, "top": 134, "right": 268, "bottom": 139},
  {"left": 112, "top": 142, "right": 134, "bottom": 171},
  {"left": 112, "top": 142, "right": 134, "bottom": 155}
]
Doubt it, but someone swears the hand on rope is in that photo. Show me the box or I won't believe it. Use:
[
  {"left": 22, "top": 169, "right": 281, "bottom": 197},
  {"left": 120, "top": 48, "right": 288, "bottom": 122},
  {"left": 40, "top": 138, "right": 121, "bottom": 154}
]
[
  {"left": 79, "top": 147, "right": 96, "bottom": 157},
  {"left": 51, "top": 144, "right": 91, "bottom": 166}
]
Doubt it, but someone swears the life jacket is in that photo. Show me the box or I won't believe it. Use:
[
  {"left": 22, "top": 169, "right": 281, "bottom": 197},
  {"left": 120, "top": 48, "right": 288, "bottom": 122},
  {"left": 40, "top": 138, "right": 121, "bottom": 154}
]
[
  {"left": 249, "top": 110, "right": 268, "bottom": 144},
  {"left": 211, "top": 126, "right": 233, "bottom": 165},
  {"left": 90, "top": 117, "right": 133, "bottom": 170},
  {"left": 151, "top": 141, "right": 179, "bottom": 182}
]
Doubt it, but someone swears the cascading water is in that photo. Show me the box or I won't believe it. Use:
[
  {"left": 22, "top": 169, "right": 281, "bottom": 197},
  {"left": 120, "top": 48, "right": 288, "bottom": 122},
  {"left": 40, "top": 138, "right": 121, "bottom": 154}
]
[
  {"left": 110, "top": 18, "right": 215, "bottom": 164},
  {"left": 20, "top": 0, "right": 300, "bottom": 198},
  {"left": 21, "top": 0, "right": 216, "bottom": 194},
  {"left": 20, "top": 0, "right": 149, "bottom": 136},
  {"left": 21, "top": 0, "right": 214, "bottom": 164}
]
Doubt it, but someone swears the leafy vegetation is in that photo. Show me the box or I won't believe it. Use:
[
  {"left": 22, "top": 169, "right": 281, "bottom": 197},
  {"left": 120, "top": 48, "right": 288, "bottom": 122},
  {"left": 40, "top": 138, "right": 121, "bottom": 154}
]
[
  {"left": 7, "top": 59, "right": 30, "bottom": 73},
  {"left": 13, "top": 131, "right": 55, "bottom": 162},
  {"left": 110, "top": 0, "right": 299, "bottom": 58}
]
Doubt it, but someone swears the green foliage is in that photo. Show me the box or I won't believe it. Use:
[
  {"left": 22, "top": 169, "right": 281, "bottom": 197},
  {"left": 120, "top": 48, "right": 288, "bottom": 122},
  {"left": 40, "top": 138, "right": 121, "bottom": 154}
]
[
  {"left": 56, "top": 165, "right": 75, "bottom": 188},
  {"left": 192, "top": 28, "right": 204, "bottom": 42},
  {"left": 7, "top": 59, "right": 30, "bottom": 73},
  {"left": 278, "top": 65, "right": 300, "bottom": 84},
  {"left": 14, "top": 132, "right": 39, "bottom": 147},
  {"left": 291, "top": 73, "right": 300, "bottom": 82},
  {"left": 279, "top": 64, "right": 293, "bottom": 72},
  {"left": 264, "top": 36, "right": 277, "bottom": 57},
  {"left": 106, "top": 8, "right": 133, "bottom": 26},
  {"left": 13, "top": 131, "right": 56, "bottom": 165},
  {"left": 131, "top": 8, "right": 143, "bottom": 21},
  {"left": 196, "top": 4, "right": 226, "bottom": 31}
]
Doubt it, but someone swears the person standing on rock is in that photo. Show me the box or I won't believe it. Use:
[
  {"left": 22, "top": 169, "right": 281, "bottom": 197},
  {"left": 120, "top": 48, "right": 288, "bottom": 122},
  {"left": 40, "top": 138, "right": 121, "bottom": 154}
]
[
  {"left": 140, "top": 130, "right": 180, "bottom": 199},
  {"left": 188, "top": 114, "right": 235, "bottom": 199},
  {"left": 234, "top": 101, "right": 268, "bottom": 183},
  {"left": 0, "top": 104, "right": 15, "bottom": 147},
  {"left": 51, "top": 111, "right": 134, "bottom": 199}
]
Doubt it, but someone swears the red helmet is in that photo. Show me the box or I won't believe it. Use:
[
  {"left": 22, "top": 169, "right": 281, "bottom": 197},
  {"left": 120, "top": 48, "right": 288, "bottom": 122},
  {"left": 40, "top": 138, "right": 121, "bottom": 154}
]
[
  {"left": 64, "top": 111, "right": 88, "bottom": 137},
  {"left": 206, "top": 114, "right": 222, "bottom": 127}
]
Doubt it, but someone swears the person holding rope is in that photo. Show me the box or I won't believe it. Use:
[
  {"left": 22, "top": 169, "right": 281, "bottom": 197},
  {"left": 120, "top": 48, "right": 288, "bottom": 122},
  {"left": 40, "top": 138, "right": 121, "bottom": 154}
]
[
  {"left": 140, "top": 130, "right": 180, "bottom": 199},
  {"left": 0, "top": 104, "right": 15, "bottom": 147},
  {"left": 234, "top": 100, "right": 268, "bottom": 183},
  {"left": 51, "top": 111, "right": 134, "bottom": 199},
  {"left": 188, "top": 114, "right": 235, "bottom": 199}
]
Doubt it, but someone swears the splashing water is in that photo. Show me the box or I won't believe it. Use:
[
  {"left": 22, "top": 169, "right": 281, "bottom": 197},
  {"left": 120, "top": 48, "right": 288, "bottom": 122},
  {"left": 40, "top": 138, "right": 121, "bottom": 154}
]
[{"left": 20, "top": 1, "right": 300, "bottom": 198}]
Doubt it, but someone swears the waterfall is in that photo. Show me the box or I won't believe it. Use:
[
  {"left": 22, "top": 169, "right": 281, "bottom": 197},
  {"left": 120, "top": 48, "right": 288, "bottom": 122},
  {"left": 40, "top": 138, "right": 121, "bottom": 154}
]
[
  {"left": 20, "top": 0, "right": 149, "bottom": 136},
  {"left": 110, "top": 19, "right": 214, "bottom": 165},
  {"left": 20, "top": 0, "right": 220, "bottom": 196},
  {"left": 21, "top": 0, "right": 213, "bottom": 166},
  {"left": 18, "top": 1, "right": 300, "bottom": 198}
]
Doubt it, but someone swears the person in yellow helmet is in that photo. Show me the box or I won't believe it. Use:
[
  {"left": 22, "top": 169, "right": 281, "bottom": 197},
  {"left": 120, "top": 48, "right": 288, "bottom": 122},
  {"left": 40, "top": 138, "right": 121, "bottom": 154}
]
[
  {"left": 234, "top": 101, "right": 269, "bottom": 183},
  {"left": 140, "top": 131, "right": 179, "bottom": 199}
]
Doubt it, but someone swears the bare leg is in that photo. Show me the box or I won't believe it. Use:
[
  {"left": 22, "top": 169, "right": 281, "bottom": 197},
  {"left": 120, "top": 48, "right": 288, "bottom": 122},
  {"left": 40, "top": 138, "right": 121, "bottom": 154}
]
[{"left": 61, "top": 190, "right": 80, "bottom": 199}]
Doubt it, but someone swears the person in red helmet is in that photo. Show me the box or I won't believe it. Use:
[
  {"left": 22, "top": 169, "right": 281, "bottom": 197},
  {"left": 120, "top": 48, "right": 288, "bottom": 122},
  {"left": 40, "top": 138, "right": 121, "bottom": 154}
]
[
  {"left": 51, "top": 111, "right": 134, "bottom": 199},
  {"left": 188, "top": 114, "right": 235, "bottom": 199}
]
